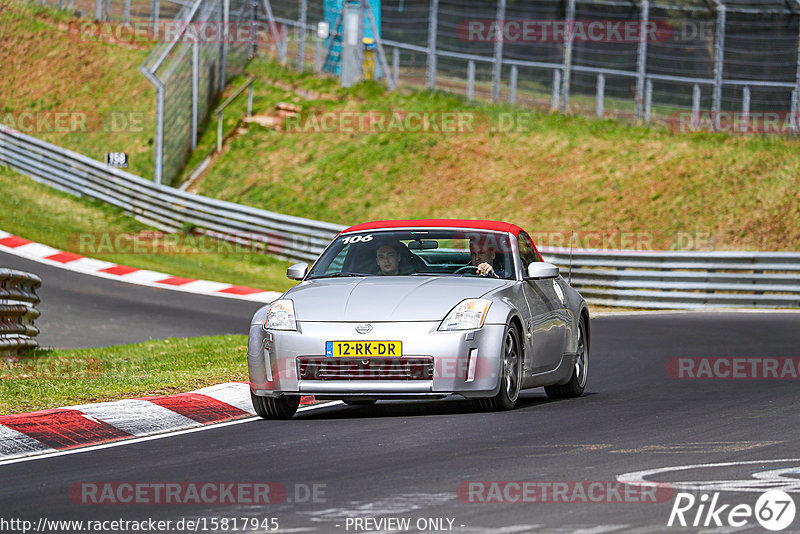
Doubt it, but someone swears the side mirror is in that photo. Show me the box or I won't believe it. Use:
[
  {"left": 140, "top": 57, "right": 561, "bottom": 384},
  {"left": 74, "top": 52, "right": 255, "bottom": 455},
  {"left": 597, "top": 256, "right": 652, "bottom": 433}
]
[
  {"left": 287, "top": 263, "right": 309, "bottom": 281},
  {"left": 526, "top": 262, "right": 559, "bottom": 280}
]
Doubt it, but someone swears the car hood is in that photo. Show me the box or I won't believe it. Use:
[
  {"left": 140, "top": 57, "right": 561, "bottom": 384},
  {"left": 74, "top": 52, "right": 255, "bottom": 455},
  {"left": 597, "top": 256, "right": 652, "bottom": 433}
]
[{"left": 286, "top": 276, "right": 511, "bottom": 322}]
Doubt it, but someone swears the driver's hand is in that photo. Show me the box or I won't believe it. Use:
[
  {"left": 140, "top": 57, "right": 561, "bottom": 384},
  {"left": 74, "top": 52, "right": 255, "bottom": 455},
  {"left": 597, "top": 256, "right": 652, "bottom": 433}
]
[{"left": 476, "top": 262, "right": 496, "bottom": 277}]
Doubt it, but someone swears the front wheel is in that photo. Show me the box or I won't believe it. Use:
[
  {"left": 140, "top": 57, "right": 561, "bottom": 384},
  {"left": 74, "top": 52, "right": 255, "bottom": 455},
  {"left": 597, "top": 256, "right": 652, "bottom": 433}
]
[
  {"left": 251, "top": 392, "right": 300, "bottom": 419},
  {"left": 545, "top": 316, "right": 588, "bottom": 399},
  {"left": 477, "top": 324, "right": 522, "bottom": 411}
]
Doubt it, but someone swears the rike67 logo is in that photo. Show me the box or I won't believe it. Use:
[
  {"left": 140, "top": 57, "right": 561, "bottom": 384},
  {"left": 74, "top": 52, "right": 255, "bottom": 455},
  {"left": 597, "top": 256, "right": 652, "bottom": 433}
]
[{"left": 668, "top": 490, "right": 796, "bottom": 531}]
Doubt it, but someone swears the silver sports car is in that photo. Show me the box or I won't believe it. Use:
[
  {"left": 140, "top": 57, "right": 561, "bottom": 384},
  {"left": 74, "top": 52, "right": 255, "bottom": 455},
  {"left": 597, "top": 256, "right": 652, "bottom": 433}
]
[{"left": 247, "top": 219, "right": 590, "bottom": 419}]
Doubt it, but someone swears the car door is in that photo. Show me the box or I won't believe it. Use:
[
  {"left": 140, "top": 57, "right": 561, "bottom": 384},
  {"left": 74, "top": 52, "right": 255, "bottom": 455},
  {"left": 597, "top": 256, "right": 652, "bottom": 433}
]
[{"left": 517, "top": 231, "right": 569, "bottom": 373}]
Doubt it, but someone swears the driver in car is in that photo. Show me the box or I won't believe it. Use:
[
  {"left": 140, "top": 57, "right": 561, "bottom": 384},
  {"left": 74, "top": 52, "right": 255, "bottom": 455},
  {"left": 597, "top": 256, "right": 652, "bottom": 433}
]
[{"left": 469, "top": 237, "right": 505, "bottom": 278}]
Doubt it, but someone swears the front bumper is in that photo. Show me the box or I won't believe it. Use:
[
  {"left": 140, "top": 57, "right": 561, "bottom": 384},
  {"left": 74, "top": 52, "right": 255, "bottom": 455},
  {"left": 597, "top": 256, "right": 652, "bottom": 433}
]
[{"left": 247, "top": 321, "right": 506, "bottom": 398}]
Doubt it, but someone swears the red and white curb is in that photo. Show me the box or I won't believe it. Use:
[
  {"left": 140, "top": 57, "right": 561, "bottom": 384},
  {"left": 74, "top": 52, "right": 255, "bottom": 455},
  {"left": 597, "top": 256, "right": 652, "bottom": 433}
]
[
  {"left": 0, "top": 383, "right": 318, "bottom": 462},
  {"left": 0, "top": 230, "right": 282, "bottom": 303}
]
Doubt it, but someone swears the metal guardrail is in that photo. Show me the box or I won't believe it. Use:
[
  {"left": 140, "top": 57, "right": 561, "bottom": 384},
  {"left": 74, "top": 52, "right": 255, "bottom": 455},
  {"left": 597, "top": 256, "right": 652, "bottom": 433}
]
[
  {"left": 540, "top": 248, "right": 800, "bottom": 309},
  {"left": 2, "top": 125, "right": 800, "bottom": 309},
  {"left": 0, "top": 269, "right": 42, "bottom": 354},
  {"left": 0, "top": 126, "right": 344, "bottom": 263}
]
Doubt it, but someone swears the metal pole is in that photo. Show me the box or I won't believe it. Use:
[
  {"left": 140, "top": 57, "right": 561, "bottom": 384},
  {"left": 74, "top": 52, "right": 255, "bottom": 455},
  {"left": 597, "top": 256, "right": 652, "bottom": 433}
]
[
  {"left": 358, "top": 0, "right": 366, "bottom": 81},
  {"left": 364, "top": 4, "right": 396, "bottom": 90},
  {"left": 560, "top": 0, "right": 576, "bottom": 112},
  {"left": 298, "top": 0, "right": 308, "bottom": 70},
  {"left": 426, "top": 0, "right": 439, "bottom": 90},
  {"left": 155, "top": 86, "right": 164, "bottom": 184},
  {"left": 262, "top": 0, "right": 286, "bottom": 64},
  {"left": 248, "top": 82, "right": 254, "bottom": 116},
  {"left": 552, "top": 68, "right": 561, "bottom": 110},
  {"left": 644, "top": 78, "right": 653, "bottom": 122},
  {"left": 692, "top": 83, "right": 701, "bottom": 129},
  {"left": 251, "top": 0, "right": 259, "bottom": 58},
  {"left": 595, "top": 73, "right": 604, "bottom": 117},
  {"left": 151, "top": 0, "right": 159, "bottom": 40},
  {"left": 508, "top": 65, "right": 517, "bottom": 104},
  {"left": 217, "top": 112, "right": 223, "bottom": 152},
  {"left": 191, "top": 41, "right": 199, "bottom": 149},
  {"left": 96, "top": 0, "right": 101, "bottom": 20},
  {"left": 220, "top": 0, "right": 230, "bottom": 93},
  {"left": 635, "top": 0, "right": 649, "bottom": 120},
  {"left": 492, "top": 0, "right": 506, "bottom": 102},
  {"left": 393, "top": 47, "right": 400, "bottom": 88},
  {"left": 792, "top": 90, "right": 799, "bottom": 134},
  {"left": 467, "top": 60, "right": 475, "bottom": 101},
  {"left": 321, "top": 7, "right": 346, "bottom": 72},
  {"left": 712, "top": 1, "right": 726, "bottom": 113},
  {"left": 741, "top": 85, "right": 750, "bottom": 133},
  {"left": 315, "top": 33, "right": 323, "bottom": 72},
  {"left": 124, "top": 0, "right": 130, "bottom": 22},
  {"left": 104, "top": 0, "right": 109, "bottom": 20}
]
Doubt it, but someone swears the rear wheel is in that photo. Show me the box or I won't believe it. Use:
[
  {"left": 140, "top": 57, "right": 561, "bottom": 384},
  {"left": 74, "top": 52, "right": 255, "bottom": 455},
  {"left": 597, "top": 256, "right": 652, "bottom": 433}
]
[
  {"left": 477, "top": 324, "right": 522, "bottom": 411},
  {"left": 251, "top": 392, "right": 300, "bottom": 420},
  {"left": 545, "top": 316, "right": 588, "bottom": 399}
]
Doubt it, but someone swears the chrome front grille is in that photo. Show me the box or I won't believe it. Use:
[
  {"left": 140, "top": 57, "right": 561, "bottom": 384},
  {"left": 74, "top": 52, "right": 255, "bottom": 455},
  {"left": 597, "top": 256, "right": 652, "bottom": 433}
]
[{"left": 297, "top": 357, "right": 434, "bottom": 381}]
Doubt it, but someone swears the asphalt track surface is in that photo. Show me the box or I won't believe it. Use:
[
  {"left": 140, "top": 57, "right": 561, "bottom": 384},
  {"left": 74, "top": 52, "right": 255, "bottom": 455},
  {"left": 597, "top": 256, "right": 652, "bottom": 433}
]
[
  {"left": 0, "top": 251, "right": 261, "bottom": 347},
  {"left": 2, "top": 250, "right": 800, "bottom": 532}
]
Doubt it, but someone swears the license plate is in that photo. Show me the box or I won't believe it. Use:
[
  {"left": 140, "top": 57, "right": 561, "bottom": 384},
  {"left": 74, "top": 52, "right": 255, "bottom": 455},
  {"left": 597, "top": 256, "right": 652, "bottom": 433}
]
[{"left": 325, "top": 341, "right": 402, "bottom": 357}]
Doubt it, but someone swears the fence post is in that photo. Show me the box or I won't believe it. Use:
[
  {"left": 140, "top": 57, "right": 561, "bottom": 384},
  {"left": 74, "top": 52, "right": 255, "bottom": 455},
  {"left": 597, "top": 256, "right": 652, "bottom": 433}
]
[
  {"left": 124, "top": 0, "right": 130, "bottom": 22},
  {"left": 96, "top": 0, "right": 101, "bottom": 20},
  {"left": 191, "top": 42, "right": 199, "bottom": 150},
  {"left": 508, "top": 65, "right": 517, "bottom": 104},
  {"left": 792, "top": 90, "right": 799, "bottom": 133},
  {"left": 741, "top": 85, "right": 750, "bottom": 132},
  {"left": 151, "top": 0, "right": 159, "bottom": 40},
  {"left": 596, "top": 73, "right": 604, "bottom": 117},
  {"left": 560, "top": 0, "right": 575, "bottom": 111},
  {"left": 644, "top": 78, "right": 653, "bottom": 122},
  {"left": 635, "top": 0, "right": 649, "bottom": 120},
  {"left": 712, "top": 1, "right": 726, "bottom": 113},
  {"left": 393, "top": 47, "right": 400, "bottom": 88},
  {"left": 217, "top": 112, "right": 224, "bottom": 152},
  {"left": 692, "top": 83, "right": 701, "bottom": 129},
  {"left": 248, "top": 82, "right": 254, "bottom": 116},
  {"left": 297, "top": 0, "right": 308, "bottom": 70},
  {"left": 220, "top": 0, "right": 230, "bottom": 93},
  {"left": 314, "top": 33, "right": 322, "bottom": 72},
  {"left": 155, "top": 85, "right": 164, "bottom": 184},
  {"left": 467, "top": 60, "right": 475, "bottom": 101},
  {"left": 492, "top": 0, "right": 506, "bottom": 102},
  {"left": 426, "top": 0, "right": 439, "bottom": 90},
  {"left": 551, "top": 68, "right": 561, "bottom": 110}
]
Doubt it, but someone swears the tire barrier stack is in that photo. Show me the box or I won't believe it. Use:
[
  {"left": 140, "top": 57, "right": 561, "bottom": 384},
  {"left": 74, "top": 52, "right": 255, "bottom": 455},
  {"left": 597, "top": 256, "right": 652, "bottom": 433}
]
[{"left": 0, "top": 269, "right": 42, "bottom": 355}]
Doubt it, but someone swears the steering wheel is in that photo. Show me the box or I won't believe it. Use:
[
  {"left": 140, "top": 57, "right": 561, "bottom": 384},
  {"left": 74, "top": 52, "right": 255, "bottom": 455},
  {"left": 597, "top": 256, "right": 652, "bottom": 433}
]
[{"left": 454, "top": 265, "right": 481, "bottom": 276}]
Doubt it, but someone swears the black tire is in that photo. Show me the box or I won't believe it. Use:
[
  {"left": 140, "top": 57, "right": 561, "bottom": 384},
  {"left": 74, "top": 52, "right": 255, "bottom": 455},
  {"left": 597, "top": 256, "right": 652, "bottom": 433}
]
[
  {"left": 251, "top": 392, "right": 300, "bottom": 420},
  {"left": 477, "top": 323, "right": 522, "bottom": 411},
  {"left": 343, "top": 400, "right": 377, "bottom": 406},
  {"left": 545, "top": 316, "right": 588, "bottom": 399}
]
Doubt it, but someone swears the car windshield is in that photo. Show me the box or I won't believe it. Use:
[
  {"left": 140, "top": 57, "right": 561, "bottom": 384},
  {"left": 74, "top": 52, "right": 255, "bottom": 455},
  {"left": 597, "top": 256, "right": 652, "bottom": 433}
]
[{"left": 307, "top": 229, "right": 515, "bottom": 279}]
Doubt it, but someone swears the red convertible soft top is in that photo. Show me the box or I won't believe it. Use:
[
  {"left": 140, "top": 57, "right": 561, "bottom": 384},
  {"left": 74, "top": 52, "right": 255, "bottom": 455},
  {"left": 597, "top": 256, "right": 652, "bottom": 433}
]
[{"left": 341, "top": 219, "right": 525, "bottom": 236}]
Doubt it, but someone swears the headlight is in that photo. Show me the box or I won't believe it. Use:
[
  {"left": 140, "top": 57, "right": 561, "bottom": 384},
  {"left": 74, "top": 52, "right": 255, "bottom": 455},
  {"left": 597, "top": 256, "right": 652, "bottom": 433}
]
[
  {"left": 265, "top": 299, "right": 297, "bottom": 331},
  {"left": 438, "top": 299, "right": 492, "bottom": 331}
]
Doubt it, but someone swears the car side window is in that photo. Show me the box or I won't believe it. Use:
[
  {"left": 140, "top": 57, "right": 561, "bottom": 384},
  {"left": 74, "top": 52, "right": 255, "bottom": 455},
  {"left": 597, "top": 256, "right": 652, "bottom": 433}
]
[{"left": 517, "top": 231, "right": 540, "bottom": 267}]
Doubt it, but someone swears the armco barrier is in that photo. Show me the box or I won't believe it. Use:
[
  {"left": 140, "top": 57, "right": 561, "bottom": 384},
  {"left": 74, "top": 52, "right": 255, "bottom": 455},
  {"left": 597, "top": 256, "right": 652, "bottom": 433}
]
[
  {"left": 0, "top": 269, "right": 42, "bottom": 354},
  {"left": 540, "top": 248, "right": 800, "bottom": 309},
  {"left": 2, "top": 125, "right": 800, "bottom": 309}
]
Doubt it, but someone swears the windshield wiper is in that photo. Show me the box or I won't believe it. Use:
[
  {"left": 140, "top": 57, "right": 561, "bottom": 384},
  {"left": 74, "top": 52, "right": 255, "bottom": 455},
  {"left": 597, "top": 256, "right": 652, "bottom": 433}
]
[{"left": 311, "top": 272, "right": 369, "bottom": 279}]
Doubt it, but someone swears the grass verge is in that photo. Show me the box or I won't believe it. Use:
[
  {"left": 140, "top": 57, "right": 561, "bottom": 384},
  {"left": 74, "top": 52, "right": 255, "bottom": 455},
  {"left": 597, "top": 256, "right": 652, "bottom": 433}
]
[{"left": 0, "top": 335, "right": 247, "bottom": 414}]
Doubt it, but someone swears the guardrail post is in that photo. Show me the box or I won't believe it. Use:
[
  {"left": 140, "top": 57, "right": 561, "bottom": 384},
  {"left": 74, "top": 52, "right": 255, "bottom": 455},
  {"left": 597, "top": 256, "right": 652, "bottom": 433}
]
[
  {"left": 644, "top": 78, "right": 653, "bottom": 122},
  {"left": 692, "top": 83, "right": 701, "bottom": 129},
  {"left": 467, "top": 60, "right": 475, "bottom": 101},
  {"left": 560, "top": 0, "right": 575, "bottom": 112},
  {"left": 741, "top": 85, "right": 750, "bottom": 132},
  {"left": 712, "top": 2, "right": 726, "bottom": 114},
  {"left": 551, "top": 69, "right": 561, "bottom": 110},
  {"left": 298, "top": 0, "right": 307, "bottom": 70},
  {"left": 596, "top": 73, "right": 604, "bottom": 117},
  {"left": 492, "top": 0, "right": 506, "bottom": 102},
  {"left": 508, "top": 65, "right": 517, "bottom": 104},
  {"left": 426, "top": 0, "right": 439, "bottom": 90}
]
